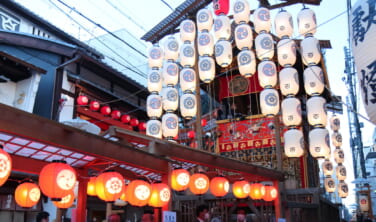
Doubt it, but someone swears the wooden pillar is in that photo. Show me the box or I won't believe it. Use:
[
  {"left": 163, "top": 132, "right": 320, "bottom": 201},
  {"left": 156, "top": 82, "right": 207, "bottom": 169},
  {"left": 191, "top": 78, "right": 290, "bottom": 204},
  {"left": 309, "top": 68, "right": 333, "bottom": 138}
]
[
  {"left": 55, "top": 208, "right": 63, "bottom": 222},
  {"left": 273, "top": 180, "right": 281, "bottom": 220},
  {"left": 106, "top": 202, "right": 112, "bottom": 221},
  {"left": 71, "top": 169, "right": 88, "bottom": 222}
]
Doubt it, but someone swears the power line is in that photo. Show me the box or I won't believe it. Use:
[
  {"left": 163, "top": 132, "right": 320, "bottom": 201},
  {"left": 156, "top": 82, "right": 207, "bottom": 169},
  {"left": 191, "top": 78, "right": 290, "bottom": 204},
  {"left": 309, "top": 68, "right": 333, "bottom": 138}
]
[{"left": 160, "top": 0, "right": 174, "bottom": 11}]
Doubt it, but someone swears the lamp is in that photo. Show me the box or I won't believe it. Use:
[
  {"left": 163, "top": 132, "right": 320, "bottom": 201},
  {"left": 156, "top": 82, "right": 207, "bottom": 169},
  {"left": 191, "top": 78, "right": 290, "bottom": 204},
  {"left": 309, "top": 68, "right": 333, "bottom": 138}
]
[
  {"left": 274, "top": 10, "right": 294, "bottom": 39},
  {"left": 180, "top": 19, "right": 196, "bottom": 43},
  {"left": 189, "top": 173, "right": 210, "bottom": 195},
  {"left": 210, "top": 176, "right": 229, "bottom": 197},
  {"left": 15, "top": 182, "right": 40, "bottom": 208},
  {"left": 170, "top": 168, "right": 190, "bottom": 191},
  {"left": 232, "top": 180, "right": 250, "bottom": 199},
  {"left": 146, "top": 120, "right": 162, "bottom": 139},
  {"left": 233, "top": 0, "right": 250, "bottom": 24},
  {"left": 162, "top": 61, "right": 179, "bottom": 87},
  {"left": 180, "top": 67, "right": 196, "bottom": 93},
  {"left": 147, "top": 94, "right": 162, "bottom": 119},
  {"left": 279, "top": 67, "right": 299, "bottom": 96},
  {"left": 283, "top": 129, "right": 304, "bottom": 158},
  {"left": 281, "top": 97, "right": 302, "bottom": 127},
  {"left": 147, "top": 68, "right": 162, "bottom": 93},
  {"left": 237, "top": 49, "right": 256, "bottom": 78},
  {"left": 253, "top": 7, "right": 271, "bottom": 34},
  {"left": 197, "top": 8, "right": 213, "bottom": 32},
  {"left": 297, "top": 8, "right": 317, "bottom": 37},
  {"left": 304, "top": 65, "right": 325, "bottom": 96},
  {"left": 180, "top": 93, "right": 197, "bottom": 119},
  {"left": 126, "top": 179, "right": 151, "bottom": 207},
  {"left": 95, "top": 171, "right": 125, "bottom": 202}
]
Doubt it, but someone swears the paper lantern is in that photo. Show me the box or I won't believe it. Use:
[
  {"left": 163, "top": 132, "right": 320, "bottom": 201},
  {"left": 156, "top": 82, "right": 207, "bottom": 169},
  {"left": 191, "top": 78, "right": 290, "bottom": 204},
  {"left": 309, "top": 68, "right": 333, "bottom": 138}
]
[
  {"left": 148, "top": 45, "right": 163, "bottom": 69},
  {"left": 126, "top": 180, "right": 151, "bottom": 207},
  {"left": 333, "top": 148, "right": 345, "bottom": 164},
  {"left": 336, "top": 165, "right": 347, "bottom": 181},
  {"left": 304, "top": 65, "right": 325, "bottom": 95},
  {"left": 309, "top": 128, "right": 330, "bottom": 159},
  {"left": 147, "top": 94, "right": 162, "bottom": 119},
  {"left": 331, "top": 132, "right": 343, "bottom": 147},
  {"left": 121, "top": 114, "right": 131, "bottom": 124},
  {"left": 180, "top": 19, "right": 196, "bottom": 43},
  {"left": 189, "top": 173, "right": 210, "bottom": 195},
  {"left": 260, "top": 88, "right": 280, "bottom": 117},
  {"left": 162, "top": 87, "right": 178, "bottom": 112},
  {"left": 15, "top": 182, "right": 40, "bottom": 208},
  {"left": 297, "top": 8, "right": 317, "bottom": 37},
  {"left": 214, "top": 14, "right": 231, "bottom": 40},
  {"left": 322, "top": 159, "right": 334, "bottom": 176},
  {"left": 180, "top": 67, "right": 196, "bottom": 93},
  {"left": 89, "top": 101, "right": 100, "bottom": 111},
  {"left": 277, "top": 38, "right": 296, "bottom": 67},
  {"left": 138, "top": 122, "right": 147, "bottom": 131},
  {"left": 213, "top": 0, "right": 229, "bottom": 15},
  {"left": 118, "top": 184, "right": 128, "bottom": 202},
  {"left": 282, "top": 97, "right": 302, "bottom": 127},
  {"left": 148, "top": 68, "right": 162, "bottom": 93},
  {"left": 187, "top": 130, "right": 195, "bottom": 139},
  {"left": 162, "top": 113, "right": 179, "bottom": 139},
  {"left": 180, "top": 93, "right": 197, "bottom": 119},
  {"left": 215, "top": 40, "right": 232, "bottom": 67},
  {"left": 253, "top": 7, "right": 271, "bottom": 33},
  {"left": 95, "top": 171, "right": 124, "bottom": 202},
  {"left": 258, "top": 60, "right": 277, "bottom": 88},
  {"left": 338, "top": 181, "right": 349, "bottom": 198},
  {"left": 87, "top": 177, "right": 97, "bottom": 196},
  {"left": 164, "top": 35, "right": 179, "bottom": 61},
  {"left": 249, "top": 183, "right": 265, "bottom": 200},
  {"left": 53, "top": 190, "right": 75, "bottom": 209},
  {"left": 235, "top": 23, "right": 253, "bottom": 50},
  {"left": 237, "top": 49, "right": 256, "bottom": 77},
  {"left": 0, "top": 147, "right": 11, "bottom": 186},
  {"left": 307, "top": 96, "right": 327, "bottom": 127},
  {"left": 232, "top": 180, "right": 250, "bottom": 199},
  {"left": 330, "top": 115, "right": 341, "bottom": 131},
  {"left": 130, "top": 118, "right": 139, "bottom": 127},
  {"left": 274, "top": 10, "right": 294, "bottom": 39},
  {"left": 233, "top": 0, "right": 250, "bottom": 24},
  {"left": 199, "top": 56, "right": 216, "bottom": 83},
  {"left": 111, "top": 110, "right": 121, "bottom": 120},
  {"left": 201, "top": 119, "right": 207, "bottom": 127},
  {"left": 279, "top": 67, "right": 299, "bottom": 96},
  {"left": 324, "top": 177, "right": 336, "bottom": 193},
  {"left": 180, "top": 43, "right": 196, "bottom": 67},
  {"left": 197, "top": 8, "right": 213, "bottom": 32},
  {"left": 301, "top": 36, "right": 321, "bottom": 66},
  {"left": 39, "top": 160, "right": 76, "bottom": 200},
  {"left": 197, "top": 32, "right": 214, "bottom": 56},
  {"left": 284, "top": 129, "right": 304, "bottom": 158},
  {"left": 255, "top": 33, "right": 274, "bottom": 60},
  {"left": 210, "top": 176, "right": 229, "bottom": 197},
  {"left": 359, "top": 195, "right": 369, "bottom": 212},
  {"left": 263, "top": 186, "right": 278, "bottom": 201},
  {"left": 146, "top": 120, "right": 162, "bottom": 139},
  {"left": 100, "top": 106, "right": 111, "bottom": 116},
  {"left": 162, "top": 61, "right": 179, "bottom": 86},
  {"left": 148, "top": 183, "right": 171, "bottom": 208},
  {"left": 77, "top": 95, "right": 89, "bottom": 106},
  {"left": 170, "top": 168, "right": 190, "bottom": 191}
]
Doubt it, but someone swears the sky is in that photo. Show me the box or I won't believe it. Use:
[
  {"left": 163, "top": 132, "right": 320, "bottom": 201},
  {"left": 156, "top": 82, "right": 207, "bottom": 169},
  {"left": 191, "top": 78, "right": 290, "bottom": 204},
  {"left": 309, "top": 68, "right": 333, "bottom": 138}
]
[{"left": 13, "top": 0, "right": 374, "bottom": 210}]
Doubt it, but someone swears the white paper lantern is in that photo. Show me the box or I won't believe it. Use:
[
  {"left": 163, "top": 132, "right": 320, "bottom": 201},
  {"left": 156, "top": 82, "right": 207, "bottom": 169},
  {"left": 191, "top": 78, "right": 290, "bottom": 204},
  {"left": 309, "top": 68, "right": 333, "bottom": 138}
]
[
  {"left": 180, "top": 19, "right": 196, "bottom": 42},
  {"left": 214, "top": 40, "right": 232, "bottom": 67},
  {"left": 197, "top": 8, "right": 213, "bottom": 32},
  {"left": 307, "top": 96, "right": 327, "bottom": 127},
  {"left": 147, "top": 120, "right": 162, "bottom": 139},
  {"left": 322, "top": 159, "right": 333, "bottom": 176},
  {"left": 162, "top": 87, "right": 178, "bottom": 112},
  {"left": 359, "top": 195, "right": 369, "bottom": 212},
  {"left": 162, "top": 113, "right": 179, "bottom": 139},
  {"left": 331, "top": 132, "right": 343, "bottom": 147},
  {"left": 180, "top": 93, "right": 197, "bottom": 119},
  {"left": 330, "top": 115, "right": 341, "bottom": 131},
  {"left": 297, "top": 8, "right": 317, "bottom": 37},
  {"left": 148, "top": 45, "right": 164, "bottom": 69},
  {"left": 162, "top": 61, "right": 179, "bottom": 86},
  {"left": 233, "top": 0, "right": 250, "bottom": 24},
  {"left": 283, "top": 129, "right": 304, "bottom": 158},
  {"left": 279, "top": 67, "right": 299, "bottom": 96},
  {"left": 253, "top": 7, "right": 271, "bottom": 34},
  {"left": 309, "top": 128, "right": 330, "bottom": 159},
  {"left": 197, "top": 32, "right": 214, "bottom": 56},
  {"left": 338, "top": 181, "right": 349, "bottom": 198},
  {"left": 260, "top": 88, "right": 280, "bottom": 117},
  {"left": 147, "top": 94, "right": 162, "bottom": 118},
  {"left": 199, "top": 56, "right": 216, "bottom": 83},
  {"left": 333, "top": 148, "right": 345, "bottom": 164},
  {"left": 277, "top": 38, "right": 296, "bottom": 67},
  {"left": 335, "top": 165, "right": 347, "bottom": 181},
  {"left": 304, "top": 65, "right": 325, "bottom": 95},
  {"left": 301, "top": 36, "right": 321, "bottom": 66},
  {"left": 282, "top": 97, "right": 302, "bottom": 127},
  {"left": 324, "top": 177, "right": 336, "bottom": 193},
  {"left": 235, "top": 23, "right": 253, "bottom": 50},
  {"left": 180, "top": 67, "right": 196, "bottom": 93},
  {"left": 274, "top": 10, "right": 294, "bottom": 39},
  {"left": 237, "top": 49, "right": 256, "bottom": 78},
  {"left": 214, "top": 14, "right": 231, "bottom": 40},
  {"left": 255, "top": 33, "right": 274, "bottom": 60},
  {"left": 148, "top": 69, "right": 162, "bottom": 93},
  {"left": 164, "top": 36, "right": 179, "bottom": 61},
  {"left": 180, "top": 43, "right": 196, "bottom": 67},
  {"left": 258, "top": 60, "right": 277, "bottom": 88}
]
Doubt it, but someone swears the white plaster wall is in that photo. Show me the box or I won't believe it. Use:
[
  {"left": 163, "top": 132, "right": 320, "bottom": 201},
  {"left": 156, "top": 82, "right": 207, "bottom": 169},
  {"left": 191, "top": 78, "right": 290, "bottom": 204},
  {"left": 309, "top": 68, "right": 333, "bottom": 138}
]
[
  {"left": 13, "top": 72, "right": 41, "bottom": 112},
  {"left": 0, "top": 81, "right": 16, "bottom": 107}
]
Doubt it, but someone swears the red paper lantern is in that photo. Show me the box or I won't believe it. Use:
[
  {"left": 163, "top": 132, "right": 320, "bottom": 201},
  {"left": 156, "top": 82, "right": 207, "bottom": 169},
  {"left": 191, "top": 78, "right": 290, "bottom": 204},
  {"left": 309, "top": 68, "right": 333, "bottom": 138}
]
[
  {"left": 189, "top": 173, "right": 209, "bottom": 195},
  {"left": 213, "top": 0, "right": 229, "bottom": 15},
  {"left": 52, "top": 190, "right": 75, "bottom": 208},
  {"left": 90, "top": 101, "right": 100, "bottom": 111},
  {"left": 77, "top": 95, "right": 89, "bottom": 106},
  {"left": 170, "top": 168, "right": 190, "bottom": 191},
  {"left": 210, "top": 176, "right": 229, "bottom": 197},
  {"left": 100, "top": 106, "right": 111, "bottom": 116},
  {"left": 201, "top": 119, "right": 207, "bottom": 127},
  {"left": 249, "top": 183, "right": 265, "bottom": 200},
  {"left": 87, "top": 177, "right": 97, "bottom": 196},
  {"left": 232, "top": 180, "right": 250, "bottom": 199},
  {"left": 95, "top": 171, "right": 125, "bottom": 202},
  {"left": 126, "top": 180, "right": 151, "bottom": 207},
  {"left": 263, "top": 185, "right": 278, "bottom": 201},
  {"left": 187, "top": 130, "right": 195, "bottom": 139},
  {"left": 0, "top": 147, "right": 12, "bottom": 186},
  {"left": 148, "top": 182, "right": 171, "bottom": 208},
  {"left": 15, "top": 182, "right": 40, "bottom": 208},
  {"left": 138, "top": 122, "right": 147, "bottom": 131},
  {"left": 121, "top": 114, "right": 131, "bottom": 124},
  {"left": 119, "top": 184, "right": 128, "bottom": 201},
  {"left": 130, "top": 118, "right": 139, "bottom": 127},
  {"left": 39, "top": 160, "right": 77, "bottom": 200},
  {"left": 111, "top": 110, "right": 121, "bottom": 119}
]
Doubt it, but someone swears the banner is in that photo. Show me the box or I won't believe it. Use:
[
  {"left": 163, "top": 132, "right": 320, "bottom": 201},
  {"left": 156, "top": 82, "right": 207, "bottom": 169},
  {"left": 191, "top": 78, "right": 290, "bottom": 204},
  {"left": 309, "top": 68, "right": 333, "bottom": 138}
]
[{"left": 218, "top": 74, "right": 263, "bottom": 101}]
